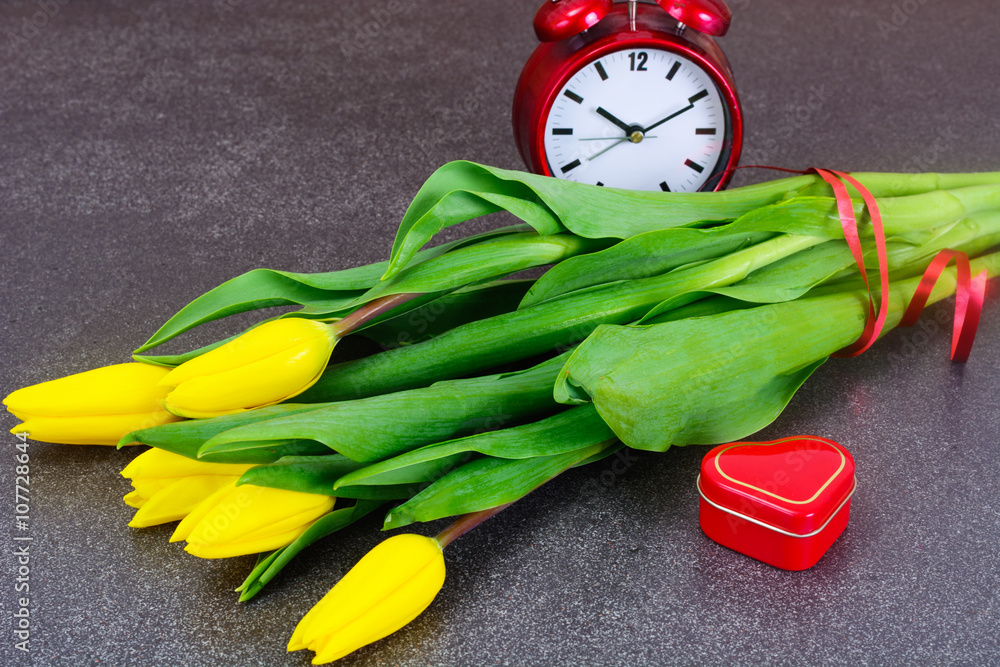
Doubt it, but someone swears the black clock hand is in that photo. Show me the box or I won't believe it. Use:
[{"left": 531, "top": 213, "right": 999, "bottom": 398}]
[
  {"left": 595, "top": 107, "right": 632, "bottom": 134},
  {"left": 642, "top": 103, "right": 694, "bottom": 133}
]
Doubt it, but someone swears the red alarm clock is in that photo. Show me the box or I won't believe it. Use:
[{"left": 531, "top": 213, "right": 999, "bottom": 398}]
[{"left": 512, "top": 0, "right": 742, "bottom": 192}]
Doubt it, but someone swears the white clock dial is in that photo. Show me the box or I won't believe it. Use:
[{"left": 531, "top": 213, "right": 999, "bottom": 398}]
[{"left": 543, "top": 49, "right": 728, "bottom": 192}]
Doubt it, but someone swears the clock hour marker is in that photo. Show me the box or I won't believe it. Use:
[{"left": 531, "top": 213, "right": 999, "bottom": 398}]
[
  {"left": 666, "top": 61, "right": 681, "bottom": 81},
  {"left": 561, "top": 159, "right": 582, "bottom": 173},
  {"left": 688, "top": 89, "right": 709, "bottom": 103},
  {"left": 552, "top": 128, "right": 573, "bottom": 135},
  {"left": 564, "top": 90, "right": 583, "bottom": 104},
  {"left": 594, "top": 61, "right": 608, "bottom": 81},
  {"left": 659, "top": 181, "right": 671, "bottom": 192},
  {"left": 685, "top": 159, "right": 705, "bottom": 173},
  {"left": 695, "top": 128, "right": 717, "bottom": 135}
]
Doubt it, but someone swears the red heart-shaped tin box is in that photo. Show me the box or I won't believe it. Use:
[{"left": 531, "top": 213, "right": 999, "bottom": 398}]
[{"left": 697, "top": 435, "right": 857, "bottom": 571}]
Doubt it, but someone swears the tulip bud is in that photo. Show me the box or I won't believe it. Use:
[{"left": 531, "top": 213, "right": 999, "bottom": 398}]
[
  {"left": 159, "top": 318, "right": 336, "bottom": 419},
  {"left": 4, "top": 362, "right": 181, "bottom": 445},
  {"left": 170, "top": 480, "right": 335, "bottom": 559},
  {"left": 121, "top": 448, "right": 254, "bottom": 528},
  {"left": 288, "top": 533, "right": 446, "bottom": 663}
]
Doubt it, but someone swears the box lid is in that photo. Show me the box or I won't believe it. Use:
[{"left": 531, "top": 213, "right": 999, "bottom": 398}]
[{"left": 698, "top": 435, "right": 855, "bottom": 536}]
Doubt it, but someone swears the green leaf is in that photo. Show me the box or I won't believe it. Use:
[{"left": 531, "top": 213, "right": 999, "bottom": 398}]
[
  {"left": 553, "top": 251, "right": 1000, "bottom": 451},
  {"left": 350, "top": 233, "right": 610, "bottom": 311},
  {"left": 384, "top": 161, "right": 827, "bottom": 278},
  {"left": 236, "top": 499, "right": 382, "bottom": 602},
  {"left": 334, "top": 404, "right": 611, "bottom": 489},
  {"left": 385, "top": 162, "right": 568, "bottom": 279},
  {"left": 520, "top": 229, "right": 774, "bottom": 308},
  {"left": 135, "top": 271, "right": 360, "bottom": 355},
  {"left": 302, "top": 233, "right": 825, "bottom": 403},
  {"left": 119, "top": 403, "right": 331, "bottom": 463},
  {"left": 635, "top": 240, "right": 855, "bottom": 323},
  {"left": 637, "top": 211, "right": 1000, "bottom": 325},
  {"left": 134, "top": 337, "right": 233, "bottom": 367},
  {"left": 337, "top": 452, "right": 472, "bottom": 488},
  {"left": 199, "top": 352, "right": 570, "bottom": 463},
  {"left": 383, "top": 439, "right": 617, "bottom": 529},
  {"left": 136, "top": 224, "right": 531, "bottom": 354},
  {"left": 329, "top": 484, "right": 417, "bottom": 500},
  {"left": 237, "top": 454, "right": 366, "bottom": 495},
  {"left": 132, "top": 231, "right": 600, "bottom": 366},
  {"left": 555, "top": 309, "right": 849, "bottom": 451},
  {"left": 236, "top": 453, "right": 431, "bottom": 499},
  {"left": 359, "top": 280, "right": 533, "bottom": 349}
]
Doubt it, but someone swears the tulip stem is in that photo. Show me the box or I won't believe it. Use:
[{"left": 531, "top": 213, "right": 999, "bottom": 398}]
[
  {"left": 329, "top": 293, "right": 422, "bottom": 338},
  {"left": 434, "top": 503, "right": 512, "bottom": 549}
]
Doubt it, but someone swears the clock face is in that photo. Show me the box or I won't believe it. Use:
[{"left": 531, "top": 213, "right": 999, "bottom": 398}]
[{"left": 543, "top": 48, "right": 729, "bottom": 192}]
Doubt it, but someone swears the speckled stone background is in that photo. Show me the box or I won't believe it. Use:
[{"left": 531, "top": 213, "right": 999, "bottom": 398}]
[{"left": 1, "top": 1, "right": 999, "bottom": 665}]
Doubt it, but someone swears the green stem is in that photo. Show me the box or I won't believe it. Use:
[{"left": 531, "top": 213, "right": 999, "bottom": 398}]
[
  {"left": 818, "top": 171, "right": 1000, "bottom": 198},
  {"left": 434, "top": 503, "right": 511, "bottom": 549},
  {"left": 329, "top": 292, "right": 421, "bottom": 338}
]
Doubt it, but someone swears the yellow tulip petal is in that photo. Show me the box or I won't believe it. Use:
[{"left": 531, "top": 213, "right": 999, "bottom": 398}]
[
  {"left": 13, "top": 410, "right": 180, "bottom": 446},
  {"left": 122, "top": 449, "right": 254, "bottom": 518},
  {"left": 161, "top": 319, "right": 334, "bottom": 386},
  {"left": 124, "top": 478, "right": 175, "bottom": 506},
  {"left": 123, "top": 489, "right": 147, "bottom": 509},
  {"left": 183, "top": 525, "right": 311, "bottom": 559},
  {"left": 4, "top": 363, "right": 172, "bottom": 417},
  {"left": 171, "top": 481, "right": 334, "bottom": 558},
  {"left": 231, "top": 503, "right": 334, "bottom": 544},
  {"left": 171, "top": 483, "right": 234, "bottom": 543},
  {"left": 162, "top": 340, "right": 332, "bottom": 418},
  {"left": 128, "top": 475, "right": 242, "bottom": 528},
  {"left": 289, "top": 534, "right": 445, "bottom": 663},
  {"left": 121, "top": 447, "right": 253, "bottom": 480},
  {"left": 185, "top": 485, "right": 333, "bottom": 545}
]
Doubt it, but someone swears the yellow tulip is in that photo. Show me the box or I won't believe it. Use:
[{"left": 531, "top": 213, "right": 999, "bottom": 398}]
[
  {"left": 159, "top": 318, "right": 336, "bottom": 419},
  {"left": 288, "top": 533, "right": 446, "bottom": 664},
  {"left": 121, "top": 448, "right": 254, "bottom": 528},
  {"left": 3, "top": 362, "right": 181, "bottom": 445},
  {"left": 170, "top": 480, "right": 335, "bottom": 559}
]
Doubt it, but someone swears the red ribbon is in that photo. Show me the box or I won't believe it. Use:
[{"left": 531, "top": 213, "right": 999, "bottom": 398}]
[
  {"left": 708, "top": 164, "right": 987, "bottom": 362},
  {"left": 897, "top": 250, "right": 987, "bottom": 363},
  {"left": 810, "top": 168, "right": 890, "bottom": 358}
]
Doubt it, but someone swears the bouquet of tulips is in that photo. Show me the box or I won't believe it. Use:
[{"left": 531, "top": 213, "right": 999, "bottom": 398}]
[{"left": 5, "top": 161, "right": 999, "bottom": 663}]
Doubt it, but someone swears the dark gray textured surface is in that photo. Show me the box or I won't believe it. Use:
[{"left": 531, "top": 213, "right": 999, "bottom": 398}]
[{"left": 2, "top": 1, "right": 999, "bottom": 665}]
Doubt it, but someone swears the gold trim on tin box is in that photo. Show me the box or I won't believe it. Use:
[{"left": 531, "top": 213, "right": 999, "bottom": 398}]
[{"left": 713, "top": 436, "right": 846, "bottom": 505}]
